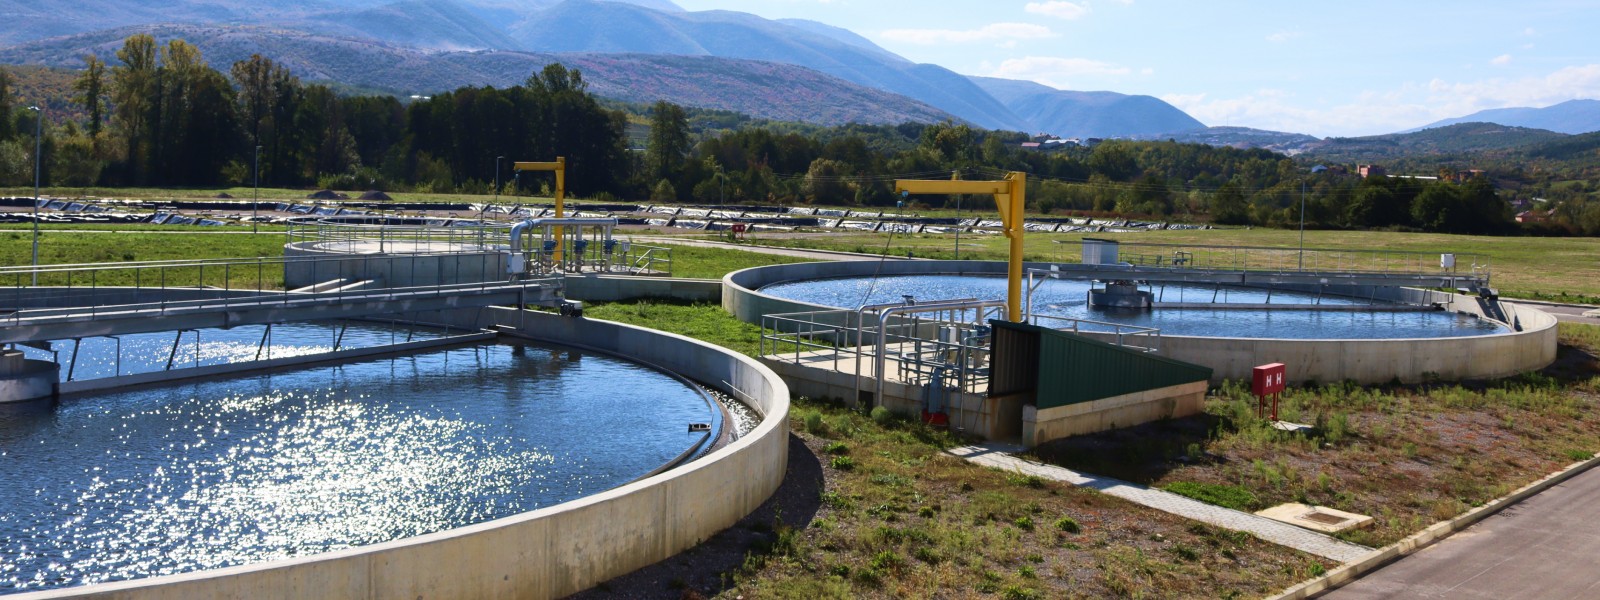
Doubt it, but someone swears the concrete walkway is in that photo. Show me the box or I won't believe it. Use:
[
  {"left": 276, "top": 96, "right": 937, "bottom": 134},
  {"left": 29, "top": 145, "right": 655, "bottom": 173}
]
[{"left": 947, "top": 443, "right": 1373, "bottom": 563}]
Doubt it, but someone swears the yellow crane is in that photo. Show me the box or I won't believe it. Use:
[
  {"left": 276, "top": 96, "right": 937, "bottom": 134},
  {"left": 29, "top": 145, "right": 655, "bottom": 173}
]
[
  {"left": 894, "top": 171, "right": 1027, "bottom": 322},
  {"left": 513, "top": 157, "right": 567, "bottom": 260}
]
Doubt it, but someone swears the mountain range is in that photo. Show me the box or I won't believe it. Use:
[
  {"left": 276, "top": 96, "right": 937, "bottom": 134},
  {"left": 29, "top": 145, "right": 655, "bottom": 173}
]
[
  {"left": 1411, "top": 100, "right": 1600, "bottom": 135},
  {"left": 0, "top": 0, "right": 1208, "bottom": 138},
  {"left": 0, "top": 0, "right": 1595, "bottom": 145}
]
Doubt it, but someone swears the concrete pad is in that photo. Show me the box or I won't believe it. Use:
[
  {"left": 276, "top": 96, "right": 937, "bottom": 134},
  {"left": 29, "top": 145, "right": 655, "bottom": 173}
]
[
  {"left": 1272, "top": 421, "right": 1315, "bottom": 433},
  {"left": 1257, "top": 503, "right": 1374, "bottom": 534}
]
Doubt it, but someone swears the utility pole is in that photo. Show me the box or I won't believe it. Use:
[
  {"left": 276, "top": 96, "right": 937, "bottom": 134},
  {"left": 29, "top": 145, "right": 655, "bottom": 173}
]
[
  {"left": 28, "top": 106, "right": 41, "bottom": 286},
  {"left": 253, "top": 145, "right": 262, "bottom": 234}
]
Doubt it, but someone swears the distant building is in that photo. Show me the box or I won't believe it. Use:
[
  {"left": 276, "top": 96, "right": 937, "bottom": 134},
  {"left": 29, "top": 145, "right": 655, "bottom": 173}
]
[
  {"left": 1020, "top": 142, "right": 1042, "bottom": 149},
  {"left": 1516, "top": 209, "right": 1555, "bottom": 223},
  {"left": 1358, "top": 164, "right": 1386, "bottom": 178},
  {"left": 1453, "top": 169, "right": 1487, "bottom": 183}
]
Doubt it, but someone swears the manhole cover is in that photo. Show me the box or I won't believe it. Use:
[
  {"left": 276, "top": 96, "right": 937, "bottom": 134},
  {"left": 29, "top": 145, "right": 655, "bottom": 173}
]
[{"left": 1300, "top": 511, "right": 1350, "bottom": 526}]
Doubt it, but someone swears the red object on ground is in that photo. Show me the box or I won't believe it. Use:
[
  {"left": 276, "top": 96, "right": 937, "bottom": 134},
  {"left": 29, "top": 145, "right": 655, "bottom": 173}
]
[
  {"left": 1253, "top": 363, "right": 1286, "bottom": 420},
  {"left": 922, "top": 410, "right": 948, "bottom": 427},
  {"left": 1253, "top": 363, "right": 1286, "bottom": 395}
]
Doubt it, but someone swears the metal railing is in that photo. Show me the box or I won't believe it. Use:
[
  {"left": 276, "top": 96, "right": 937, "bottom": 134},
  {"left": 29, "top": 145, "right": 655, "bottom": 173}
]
[
  {"left": 629, "top": 244, "right": 673, "bottom": 276},
  {"left": 760, "top": 301, "right": 1004, "bottom": 403},
  {"left": 0, "top": 252, "right": 559, "bottom": 329},
  {"left": 1050, "top": 240, "right": 1490, "bottom": 280},
  {"left": 1021, "top": 313, "right": 1162, "bottom": 353},
  {"left": 286, "top": 216, "right": 508, "bottom": 254}
]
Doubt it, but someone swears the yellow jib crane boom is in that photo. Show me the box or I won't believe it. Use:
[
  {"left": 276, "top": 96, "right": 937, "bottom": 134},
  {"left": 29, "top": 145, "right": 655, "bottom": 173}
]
[
  {"left": 894, "top": 172, "right": 1027, "bottom": 322},
  {"left": 513, "top": 157, "right": 567, "bottom": 260}
]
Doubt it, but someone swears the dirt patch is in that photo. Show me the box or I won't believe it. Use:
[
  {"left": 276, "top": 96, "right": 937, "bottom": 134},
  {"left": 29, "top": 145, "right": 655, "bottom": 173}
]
[{"left": 306, "top": 189, "right": 348, "bottom": 200}]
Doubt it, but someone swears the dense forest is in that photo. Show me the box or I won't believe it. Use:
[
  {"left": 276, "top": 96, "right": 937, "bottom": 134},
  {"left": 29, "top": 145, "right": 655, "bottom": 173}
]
[{"left": 0, "top": 34, "right": 1587, "bottom": 236}]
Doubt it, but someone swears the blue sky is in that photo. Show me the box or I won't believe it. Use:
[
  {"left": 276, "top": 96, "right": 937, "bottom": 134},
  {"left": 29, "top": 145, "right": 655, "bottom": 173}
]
[{"left": 672, "top": 1, "right": 1600, "bottom": 137}]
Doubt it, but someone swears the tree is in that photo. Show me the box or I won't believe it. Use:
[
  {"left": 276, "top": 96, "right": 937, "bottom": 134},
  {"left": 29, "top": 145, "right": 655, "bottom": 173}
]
[
  {"left": 802, "top": 158, "right": 851, "bottom": 204},
  {"left": 71, "top": 55, "right": 107, "bottom": 139},
  {"left": 0, "top": 67, "right": 15, "bottom": 144},
  {"left": 645, "top": 100, "right": 689, "bottom": 183},
  {"left": 110, "top": 34, "right": 158, "bottom": 181},
  {"left": 651, "top": 178, "right": 676, "bottom": 203},
  {"left": 1209, "top": 181, "right": 1251, "bottom": 224}
]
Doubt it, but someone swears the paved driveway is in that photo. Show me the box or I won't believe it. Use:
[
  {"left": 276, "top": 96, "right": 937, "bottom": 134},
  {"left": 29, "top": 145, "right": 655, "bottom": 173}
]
[{"left": 1322, "top": 465, "right": 1600, "bottom": 599}]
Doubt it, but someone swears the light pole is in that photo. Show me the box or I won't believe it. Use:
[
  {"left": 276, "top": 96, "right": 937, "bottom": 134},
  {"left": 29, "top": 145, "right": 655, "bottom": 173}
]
[
  {"left": 1298, "top": 177, "right": 1306, "bottom": 270},
  {"left": 252, "top": 145, "right": 262, "bottom": 234},
  {"left": 27, "top": 106, "right": 41, "bottom": 286},
  {"left": 494, "top": 156, "right": 504, "bottom": 206},
  {"left": 716, "top": 165, "right": 725, "bottom": 207}
]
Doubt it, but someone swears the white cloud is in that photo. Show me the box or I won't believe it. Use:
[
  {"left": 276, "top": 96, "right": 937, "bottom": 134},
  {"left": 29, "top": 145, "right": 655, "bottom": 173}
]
[
  {"left": 1523, "top": 27, "right": 1537, "bottom": 36},
  {"left": 988, "top": 56, "right": 1133, "bottom": 88},
  {"left": 1162, "top": 64, "right": 1600, "bottom": 137},
  {"left": 1024, "top": 1, "right": 1090, "bottom": 20},
  {"left": 1490, "top": 54, "right": 1512, "bottom": 66},
  {"left": 1265, "top": 31, "right": 1302, "bottom": 43},
  {"left": 880, "top": 23, "right": 1055, "bottom": 45}
]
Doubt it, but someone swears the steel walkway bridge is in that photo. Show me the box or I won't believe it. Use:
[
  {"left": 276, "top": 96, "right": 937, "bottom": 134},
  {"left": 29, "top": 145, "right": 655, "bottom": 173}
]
[
  {"left": 0, "top": 254, "right": 562, "bottom": 345},
  {"left": 1041, "top": 240, "right": 1492, "bottom": 291}
]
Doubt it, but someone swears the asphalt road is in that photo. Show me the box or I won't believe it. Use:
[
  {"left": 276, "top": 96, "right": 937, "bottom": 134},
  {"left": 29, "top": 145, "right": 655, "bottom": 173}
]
[{"left": 1322, "top": 465, "right": 1600, "bottom": 599}]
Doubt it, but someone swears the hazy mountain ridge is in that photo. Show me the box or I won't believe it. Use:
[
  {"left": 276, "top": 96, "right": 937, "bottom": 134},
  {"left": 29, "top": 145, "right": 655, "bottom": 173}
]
[
  {"left": 502, "top": 0, "right": 1030, "bottom": 131},
  {"left": 1412, "top": 99, "right": 1600, "bottom": 135},
  {"left": 968, "top": 76, "right": 1203, "bottom": 138},
  {"left": 0, "top": 23, "right": 955, "bottom": 126},
  {"left": 1299, "top": 122, "right": 1569, "bottom": 162}
]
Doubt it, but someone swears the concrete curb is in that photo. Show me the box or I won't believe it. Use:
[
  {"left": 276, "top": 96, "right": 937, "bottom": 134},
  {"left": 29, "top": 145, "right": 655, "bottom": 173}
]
[
  {"left": 1501, "top": 298, "right": 1599, "bottom": 310},
  {"left": 1267, "top": 450, "right": 1600, "bottom": 599}
]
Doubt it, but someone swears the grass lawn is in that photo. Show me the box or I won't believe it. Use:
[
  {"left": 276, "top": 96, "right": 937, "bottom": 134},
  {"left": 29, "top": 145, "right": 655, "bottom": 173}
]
[{"left": 648, "top": 242, "right": 815, "bottom": 280}]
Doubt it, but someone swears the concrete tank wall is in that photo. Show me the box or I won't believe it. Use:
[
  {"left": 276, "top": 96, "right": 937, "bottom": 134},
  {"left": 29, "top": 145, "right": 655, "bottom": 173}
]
[
  {"left": 1148, "top": 289, "right": 1557, "bottom": 384},
  {"left": 10, "top": 307, "right": 790, "bottom": 600},
  {"left": 0, "top": 350, "right": 57, "bottom": 403},
  {"left": 283, "top": 242, "right": 508, "bottom": 289},
  {"left": 563, "top": 274, "right": 721, "bottom": 303},
  {"left": 723, "top": 260, "right": 1558, "bottom": 385}
]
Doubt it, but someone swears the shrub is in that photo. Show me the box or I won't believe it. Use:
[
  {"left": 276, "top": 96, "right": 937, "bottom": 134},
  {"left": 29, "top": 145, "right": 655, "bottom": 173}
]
[
  {"left": 1163, "top": 481, "right": 1259, "bottom": 512},
  {"left": 829, "top": 456, "right": 855, "bottom": 471},
  {"left": 802, "top": 411, "right": 828, "bottom": 435},
  {"left": 1055, "top": 516, "right": 1082, "bottom": 534},
  {"left": 871, "top": 405, "right": 894, "bottom": 426}
]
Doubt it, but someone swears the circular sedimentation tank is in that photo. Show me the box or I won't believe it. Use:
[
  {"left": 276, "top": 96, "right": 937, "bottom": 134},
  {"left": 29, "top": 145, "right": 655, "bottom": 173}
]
[
  {"left": 0, "top": 328, "right": 733, "bottom": 594},
  {"left": 724, "top": 260, "right": 1558, "bottom": 384},
  {"left": 757, "top": 273, "right": 1504, "bottom": 340},
  {"left": 0, "top": 219, "right": 790, "bottom": 599}
]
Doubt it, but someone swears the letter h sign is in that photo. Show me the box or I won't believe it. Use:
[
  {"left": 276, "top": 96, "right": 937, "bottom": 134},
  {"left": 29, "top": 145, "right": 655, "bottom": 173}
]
[{"left": 1252, "top": 363, "right": 1286, "bottom": 420}]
